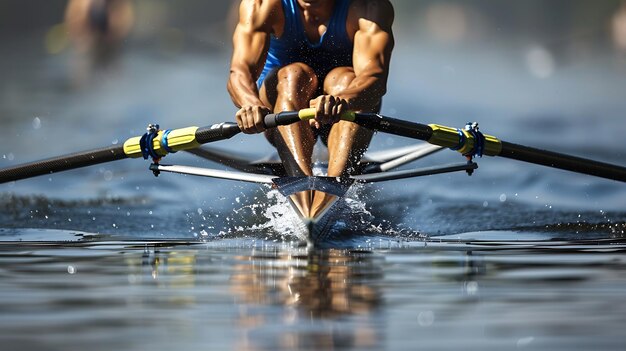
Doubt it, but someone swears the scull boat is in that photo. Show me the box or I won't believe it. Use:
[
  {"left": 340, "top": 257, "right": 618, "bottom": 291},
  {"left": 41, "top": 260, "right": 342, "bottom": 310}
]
[
  {"left": 1, "top": 108, "right": 625, "bottom": 246},
  {"left": 150, "top": 141, "right": 458, "bottom": 244}
]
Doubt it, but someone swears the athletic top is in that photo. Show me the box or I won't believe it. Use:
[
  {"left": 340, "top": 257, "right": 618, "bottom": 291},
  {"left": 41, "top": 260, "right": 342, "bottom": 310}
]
[{"left": 257, "top": 0, "right": 353, "bottom": 88}]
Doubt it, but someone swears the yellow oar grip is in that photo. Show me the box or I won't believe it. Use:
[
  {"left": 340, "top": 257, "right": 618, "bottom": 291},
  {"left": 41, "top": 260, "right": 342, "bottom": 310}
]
[
  {"left": 123, "top": 126, "right": 200, "bottom": 158},
  {"left": 163, "top": 127, "right": 201, "bottom": 151},
  {"left": 428, "top": 124, "right": 502, "bottom": 156},
  {"left": 298, "top": 108, "right": 356, "bottom": 122},
  {"left": 123, "top": 136, "right": 144, "bottom": 158}
]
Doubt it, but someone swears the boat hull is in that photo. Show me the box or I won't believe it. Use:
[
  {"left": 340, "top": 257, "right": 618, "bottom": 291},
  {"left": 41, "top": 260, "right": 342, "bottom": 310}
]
[{"left": 273, "top": 176, "right": 353, "bottom": 246}]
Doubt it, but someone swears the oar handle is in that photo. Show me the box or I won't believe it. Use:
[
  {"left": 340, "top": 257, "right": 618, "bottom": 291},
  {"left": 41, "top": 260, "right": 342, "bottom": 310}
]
[{"left": 263, "top": 108, "right": 356, "bottom": 128}]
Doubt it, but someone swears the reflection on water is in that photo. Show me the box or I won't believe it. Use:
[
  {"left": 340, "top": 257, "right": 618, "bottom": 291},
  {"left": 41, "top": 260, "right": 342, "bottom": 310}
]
[
  {"left": 2, "top": 238, "right": 626, "bottom": 350},
  {"left": 230, "top": 249, "right": 383, "bottom": 350}
]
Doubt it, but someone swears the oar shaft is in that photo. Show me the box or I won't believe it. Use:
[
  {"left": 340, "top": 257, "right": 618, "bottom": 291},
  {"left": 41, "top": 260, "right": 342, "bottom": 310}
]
[
  {"left": 270, "top": 108, "right": 626, "bottom": 183},
  {"left": 352, "top": 113, "right": 432, "bottom": 140},
  {"left": 0, "top": 145, "right": 126, "bottom": 183},
  {"left": 0, "top": 122, "right": 243, "bottom": 184},
  {"left": 347, "top": 113, "right": 625, "bottom": 182},
  {"left": 195, "top": 122, "right": 241, "bottom": 144},
  {"left": 500, "top": 141, "right": 626, "bottom": 182}
]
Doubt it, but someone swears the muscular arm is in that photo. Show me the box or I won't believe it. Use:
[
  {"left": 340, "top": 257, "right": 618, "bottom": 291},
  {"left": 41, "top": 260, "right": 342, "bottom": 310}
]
[
  {"left": 227, "top": 0, "right": 274, "bottom": 108},
  {"left": 340, "top": 0, "right": 394, "bottom": 111}
]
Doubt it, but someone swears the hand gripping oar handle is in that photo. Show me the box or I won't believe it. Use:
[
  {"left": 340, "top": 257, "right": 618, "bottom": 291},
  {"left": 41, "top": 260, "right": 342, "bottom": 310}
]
[
  {"left": 264, "top": 108, "right": 357, "bottom": 128},
  {"left": 0, "top": 122, "right": 242, "bottom": 184}
]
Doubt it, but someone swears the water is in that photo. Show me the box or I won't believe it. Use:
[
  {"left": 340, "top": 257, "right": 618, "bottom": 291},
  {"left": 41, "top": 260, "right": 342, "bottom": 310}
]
[
  {"left": 2, "top": 1, "right": 626, "bottom": 350},
  {"left": 1, "top": 239, "right": 626, "bottom": 351}
]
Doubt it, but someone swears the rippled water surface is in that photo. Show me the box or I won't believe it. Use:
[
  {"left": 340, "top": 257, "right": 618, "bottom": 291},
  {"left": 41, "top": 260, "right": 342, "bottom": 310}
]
[{"left": 1, "top": 238, "right": 626, "bottom": 351}]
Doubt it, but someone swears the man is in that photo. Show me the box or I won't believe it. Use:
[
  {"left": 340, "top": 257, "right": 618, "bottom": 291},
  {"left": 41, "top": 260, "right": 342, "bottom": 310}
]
[
  {"left": 65, "top": 0, "right": 134, "bottom": 84},
  {"left": 65, "top": 0, "right": 134, "bottom": 56},
  {"left": 228, "top": 0, "right": 394, "bottom": 217}
]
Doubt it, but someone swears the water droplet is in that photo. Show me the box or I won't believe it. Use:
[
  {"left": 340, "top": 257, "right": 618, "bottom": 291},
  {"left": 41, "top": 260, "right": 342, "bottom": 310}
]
[
  {"left": 465, "top": 281, "right": 479, "bottom": 295},
  {"left": 111, "top": 139, "right": 119, "bottom": 145},
  {"left": 418, "top": 311, "right": 435, "bottom": 326},
  {"left": 197, "top": 208, "right": 203, "bottom": 215},
  {"left": 103, "top": 170, "right": 113, "bottom": 181},
  {"left": 499, "top": 194, "right": 506, "bottom": 202},
  {"left": 516, "top": 336, "right": 535, "bottom": 348},
  {"left": 482, "top": 201, "right": 488, "bottom": 207},
  {"left": 32, "top": 117, "right": 41, "bottom": 129},
  {"left": 67, "top": 265, "right": 76, "bottom": 274}
]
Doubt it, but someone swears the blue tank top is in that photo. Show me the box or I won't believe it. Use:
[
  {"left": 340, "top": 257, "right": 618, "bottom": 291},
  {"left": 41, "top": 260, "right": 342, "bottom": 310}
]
[{"left": 257, "top": 0, "right": 353, "bottom": 87}]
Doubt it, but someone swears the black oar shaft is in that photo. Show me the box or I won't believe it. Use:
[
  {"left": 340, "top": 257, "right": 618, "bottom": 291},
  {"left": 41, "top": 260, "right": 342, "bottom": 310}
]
[
  {"left": 499, "top": 141, "right": 626, "bottom": 182},
  {"left": 352, "top": 113, "right": 432, "bottom": 140},
  {"left": 0, "top": 122, "right": 244, "bottom": 184},
  {"left": 356, "top": 114, "right": 626, "bottom": 183},
  {"left": 0, "top": 145, "right": 126, "bottom": 183},
  {"left": 195, "top": 122, "right": 241, "bottom": 143}
]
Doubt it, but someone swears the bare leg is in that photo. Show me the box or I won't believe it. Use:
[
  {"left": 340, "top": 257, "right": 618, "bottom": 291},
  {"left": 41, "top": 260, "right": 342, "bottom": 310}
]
[
  {"left": 260, "top": 63, "right": 319, "bottom": 216},
  {"left": 311, "top": 67, "right": 375, "bottom": 216}
]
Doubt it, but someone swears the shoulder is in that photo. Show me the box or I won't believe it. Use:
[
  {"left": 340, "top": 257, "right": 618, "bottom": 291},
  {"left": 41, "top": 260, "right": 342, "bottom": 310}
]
[
  {"left": 346, "top": 0, "right": 394, "bottom": 36},
  {"left": 237, "top": 0, "right": 283, "bottom": 32},
  {"left": 349, "top": 0, "right": 394, "bottom": 26}
]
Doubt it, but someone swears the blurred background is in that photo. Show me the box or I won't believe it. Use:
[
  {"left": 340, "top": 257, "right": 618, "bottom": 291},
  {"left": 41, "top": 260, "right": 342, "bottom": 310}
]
[{"left": 0, "top": 0, "right": 625, "bottom": 236}]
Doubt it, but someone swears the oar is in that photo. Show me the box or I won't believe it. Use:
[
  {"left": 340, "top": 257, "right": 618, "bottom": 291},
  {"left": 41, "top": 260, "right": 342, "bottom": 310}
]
[
  {"left": 0, "top": 122, "right": 243, "bottom": 184},
  {"left": 3, "top": 109, "right": 624, "bottom": 184},
  {"left": 264, "top": 108, "right": 626, "bottom": 183}
]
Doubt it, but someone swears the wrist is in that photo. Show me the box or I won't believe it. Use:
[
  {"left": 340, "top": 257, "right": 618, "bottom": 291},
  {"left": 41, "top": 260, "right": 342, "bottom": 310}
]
[{"left": 240, "top": 99, "right": 266, "bottom": 108}]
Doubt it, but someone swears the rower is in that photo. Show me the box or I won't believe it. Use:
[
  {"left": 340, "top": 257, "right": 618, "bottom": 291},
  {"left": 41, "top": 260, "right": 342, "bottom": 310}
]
[
  {"left": 228, "top": 0, "right": 394, "bottom": 218},
  {"left": 64, "top": 0, "right": 134, "bottom": 78}
]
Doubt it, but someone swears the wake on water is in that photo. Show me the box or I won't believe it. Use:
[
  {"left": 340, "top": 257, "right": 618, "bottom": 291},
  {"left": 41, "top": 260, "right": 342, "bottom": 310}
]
[
  {"left": 196, "top": 182, "right": 425, "bottom": 246},
  {"left": 0, "top": 181, "right": 623, "bottom": 245}
]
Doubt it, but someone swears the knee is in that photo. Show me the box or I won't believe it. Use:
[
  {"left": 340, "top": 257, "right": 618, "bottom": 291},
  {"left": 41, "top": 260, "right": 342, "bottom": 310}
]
[
  {"left": 323, "top": 67, "right": 355, "bottom": 95},
  {"left": 276, "top": 63, "right": 318, "bottom": 94}
]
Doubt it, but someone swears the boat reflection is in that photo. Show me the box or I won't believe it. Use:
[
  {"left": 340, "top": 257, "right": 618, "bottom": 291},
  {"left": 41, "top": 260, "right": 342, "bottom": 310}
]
[
  {"left": 230, "top": 248, "right": 384, "bottom": 350},
  {"left": 126, "top": 242, "right": 491, "bottom": 350}
]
